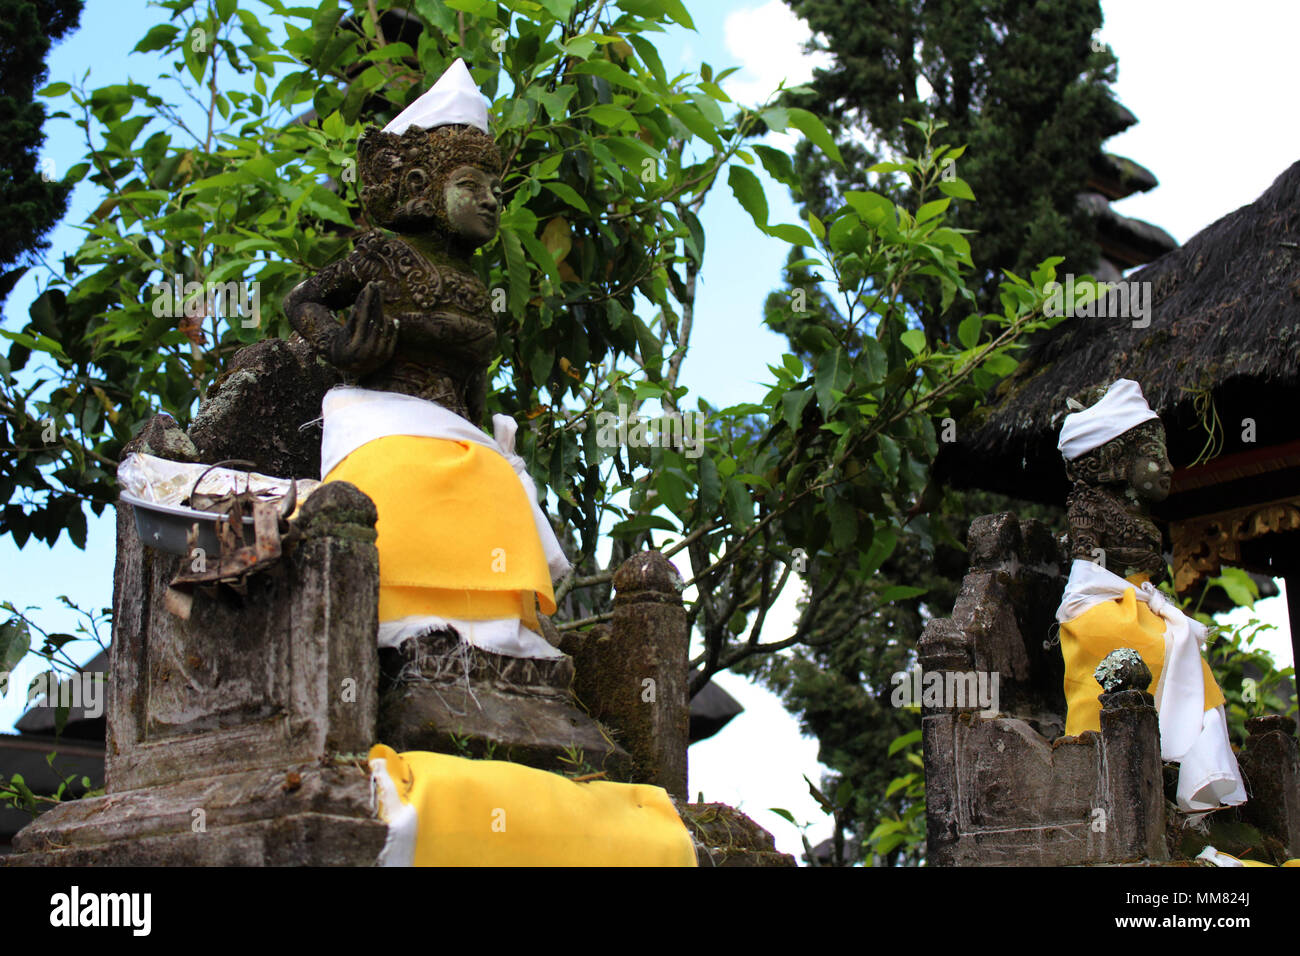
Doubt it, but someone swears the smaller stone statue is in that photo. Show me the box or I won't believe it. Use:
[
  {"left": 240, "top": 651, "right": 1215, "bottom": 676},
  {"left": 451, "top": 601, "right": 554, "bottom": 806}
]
[{"left": 1054, "top": 379, "right": 1245, "bottom": 812}]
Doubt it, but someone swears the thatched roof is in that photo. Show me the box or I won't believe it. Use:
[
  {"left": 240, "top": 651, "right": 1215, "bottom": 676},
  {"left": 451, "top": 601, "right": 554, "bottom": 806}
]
[{"left": 939, "top": 158, "right": 1300, "bottom": 507}]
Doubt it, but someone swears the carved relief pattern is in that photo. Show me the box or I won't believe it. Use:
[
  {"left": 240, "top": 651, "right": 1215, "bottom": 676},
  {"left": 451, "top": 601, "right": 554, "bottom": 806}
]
[{"left": 1172, "top": 498, "right": 1300, "bottom": 593}]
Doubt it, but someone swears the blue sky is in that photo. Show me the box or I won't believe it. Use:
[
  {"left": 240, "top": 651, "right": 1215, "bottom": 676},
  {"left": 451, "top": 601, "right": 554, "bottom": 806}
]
[{"left": 3, "top": 0, "right": 1299, "bottom": 858}]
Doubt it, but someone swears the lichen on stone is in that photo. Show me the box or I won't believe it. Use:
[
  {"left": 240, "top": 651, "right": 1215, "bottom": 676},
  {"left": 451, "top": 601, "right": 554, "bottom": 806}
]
[{"left": 1094, "top": 647, "right": 1151, "bottom": 693}]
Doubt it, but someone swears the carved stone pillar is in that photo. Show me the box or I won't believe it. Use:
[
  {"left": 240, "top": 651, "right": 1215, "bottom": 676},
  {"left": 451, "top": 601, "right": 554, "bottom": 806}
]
[
  {"left": 563, "top": 551, "right": 689, "bottom": 800},
  {"left": 1098, "top": 688, "right": 1167, "bottom": 862},
  {"left": 1237, "top": 715, "right": 1300, "bottom": 858},
  {"left": 7, "top": 479, "right": 387, "bottom": 865}
]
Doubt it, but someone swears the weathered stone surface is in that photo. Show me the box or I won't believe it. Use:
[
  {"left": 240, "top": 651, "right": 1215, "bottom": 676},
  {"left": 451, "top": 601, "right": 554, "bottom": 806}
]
[
  {"left": 681, "top": 802, "right": 796, "bottom": 867},
  {"left": 105, "top": 480, "right": 379, "bottom": 792},
  {"left": 188, "top": 336, "right": 340, "bottom": 479},
  {"left": 7, "top": 764, "right": 384, "bottom": 866},
  {"left": 376, "top": 629, "right": 632, "bottom": 780},
  {"left": 1238, "top": 715, "right": 1300, "bottom": 857},
  {"left": 562, "top": 550, "right": 689, "bottom": 800},
  {"left": 131, "top": 412, "right": 200, "bottom": 463},
  {"left": 8, "top": 478, "right": 384, "bottom": 866},
  {"left": 922, "top": 513, "right": 1166, "bottom": 866},
  {"left": 925, "top": 698, "right": 1165, "bottom": 865}
]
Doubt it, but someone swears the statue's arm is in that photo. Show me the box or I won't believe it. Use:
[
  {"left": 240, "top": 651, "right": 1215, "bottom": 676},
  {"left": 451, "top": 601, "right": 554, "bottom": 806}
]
[{"left": 283, "top": 253, "right": 397, "bottom": 376}]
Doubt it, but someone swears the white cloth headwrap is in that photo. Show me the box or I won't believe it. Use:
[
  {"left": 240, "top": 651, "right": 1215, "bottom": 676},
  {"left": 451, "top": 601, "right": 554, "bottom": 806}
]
[
  {"left": 1057, "top": 378, "right": 1160, "bottom": 460},
  {"left": 320, "top": 385, "right": 570, "bottom": 660},
  {"left": 1057, "top": 559, "right": 1247, "bottom": 811},
  {"left": 382, "top": 58, "right": 489, "bottom": 136}
]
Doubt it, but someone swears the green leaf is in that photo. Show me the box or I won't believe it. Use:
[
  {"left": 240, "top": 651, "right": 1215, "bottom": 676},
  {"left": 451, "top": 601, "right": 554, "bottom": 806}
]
[
  {"left": 768, "top": 807, "right": 797, "bottom": 825},
  {"left": 1208, "top": 567, "right": 1258, "bottom": 610},
  {"left": 813, "top": 349, "right": 850, "bottom": 415},
  {"left": 655, "top": 468, "right": 688, "bottom": 516},
  {"left": 752, "top": 144, "right": 796, "bottom": 187},
  {"left": 782, "top": 388, "right": 813, "bottom": 431},
  {"left": 900, "top": 329, "right": 927, "bottom": 355},
  {"left": 764, "top": 223, "right": 817, "bottom": 246},
  {"left": 696, "top": 454, "right": 721, "bottom": 514},
  {"left": 38, "top": 82, "right": 72, "bottom": 97},
  {"left": 627, "top": 35, "right": 666, "bottom": 85},
  {"left": 938, "top": 179, "right": 975, "bottom": 201},
  {"left": 132, "top": 24, "right": 178, "bottom": 54},
  {"left": 887, "top": 729, "right": 922, "bottom": 757},
  {"left": 826, "top": 489, "right": 857, "bottom": 549},
  {"left": 542, "top": 181, "right": 590, "bottom": 214},
  {"left": 0, "top": 619, "right": 31, "bottom": 692},
  {"left": 874, "top": 433, "right": 900, "bottom": 479},
  {"left": 957, "top": 314, "right": 982, "bottom": 349},
  {"left": 723, "top": 478, "right": 752, "bottom": 530},
  {"left": 915, "top": 197, "right": 949, "bottom": 224},
  {"left": 878, "top": 584, "right": 927, "bottom": 604},
  {"left": 844, "top": 190, "right": 895, "bottom": 228},
  {"left": 786, "top": 107, "right": 843, "bottom": 165},
  {"left": 727, "top": 165, "right": 768, "bottom": 229}
]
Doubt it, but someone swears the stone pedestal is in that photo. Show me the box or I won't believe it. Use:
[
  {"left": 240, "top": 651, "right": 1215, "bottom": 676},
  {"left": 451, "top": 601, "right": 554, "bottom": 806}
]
[
  {"left": 7, "top": 479, "right": 387, "bottom": 866},
  {"left": 375, "top": 629, "right": 632, "bottom": 779}
]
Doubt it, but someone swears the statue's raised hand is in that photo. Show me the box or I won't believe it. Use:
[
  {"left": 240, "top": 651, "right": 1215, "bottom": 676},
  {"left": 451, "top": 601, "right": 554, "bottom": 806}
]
[{"left": 330, "top": 280, "right": 398, "bottom": 375}]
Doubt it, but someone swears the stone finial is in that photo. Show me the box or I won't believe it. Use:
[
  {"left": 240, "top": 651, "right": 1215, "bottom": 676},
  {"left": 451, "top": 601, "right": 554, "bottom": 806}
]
[
  {"left": 564, "top": 550, "right": 689, "bottom": 799},
  {"left": 126, "top": 412, "right": 199, "bottom": 462},
  {"left": 290, "top": 480, "right": 377, "bottom": 542},
  {"left": 612, "top": 550, "right": 684, "bottom": 604},
  {"left": 1094, "top": 648, "right": 1151, "bottom": 694}
]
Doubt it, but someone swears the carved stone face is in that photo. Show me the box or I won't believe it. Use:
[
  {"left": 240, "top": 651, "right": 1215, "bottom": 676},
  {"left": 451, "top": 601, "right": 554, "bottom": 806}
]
[
  {"left": 1125, "top": 423, "right": 1173, "bottom": 502},
  {"left": 443, "top": 165, "right": 501, "bottom": 248}
]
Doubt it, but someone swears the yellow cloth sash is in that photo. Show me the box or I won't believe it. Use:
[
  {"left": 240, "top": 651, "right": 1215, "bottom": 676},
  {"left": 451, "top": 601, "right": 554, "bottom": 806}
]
[
  {"left": 325, "top": 434, "right": 555, "bottom": 627},
  {"left": 368, "top": 745, "right": 698, "bottom": 866},
  {"left": 1061, "top": 577, "right": 1225, "bottom": 737}
]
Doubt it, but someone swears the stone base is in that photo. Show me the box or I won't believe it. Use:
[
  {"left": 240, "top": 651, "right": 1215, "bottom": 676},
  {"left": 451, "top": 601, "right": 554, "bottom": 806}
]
[
  {"left": 5, "top": 763, "right": 384, "bottom": 866},
  {"left": 377, "top": 630, "right": 633, "bottom": 780},
  {"left": 681, "top": 803, "right": 797, "bottom": 867}
]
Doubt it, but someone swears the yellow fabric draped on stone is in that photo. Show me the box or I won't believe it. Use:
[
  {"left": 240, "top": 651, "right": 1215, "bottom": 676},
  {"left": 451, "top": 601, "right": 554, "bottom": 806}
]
[
  {"left": 369, "top": 745, "right": 698, "bottom": 866},
  {"left": 1061, "top": 575, "right": 1225, "bottom": 737},
  {"left": 324, "top": 434, "right": 554, "bottom": 628}
]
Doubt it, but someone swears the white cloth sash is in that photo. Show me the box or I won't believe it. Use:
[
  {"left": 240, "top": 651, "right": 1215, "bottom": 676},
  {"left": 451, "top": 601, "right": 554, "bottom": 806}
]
[
  {"left": 320, "top": 385, "right": 569, "bottom": 660},
  {"left": 1056, "top": 558, "right": 1247, "bottom": 811}
]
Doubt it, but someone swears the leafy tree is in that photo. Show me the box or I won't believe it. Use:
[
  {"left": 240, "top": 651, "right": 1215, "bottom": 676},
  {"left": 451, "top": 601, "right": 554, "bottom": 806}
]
[
  {"left": 0, "top": 0, "right": 85, "bottom": 305},
  {"left": 745, "top": 0, "right": 1124, "bottom": 864},
  {"left": 1, "top": 0, "right": 1065, "bottom": 835}
]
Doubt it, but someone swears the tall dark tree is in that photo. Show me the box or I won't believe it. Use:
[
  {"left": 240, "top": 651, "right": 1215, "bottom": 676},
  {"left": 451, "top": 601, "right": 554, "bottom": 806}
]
[
  {"left": 0, "top": 0, "right": 84, "bottom": 306},
  {"left": 784, "top": 0, "right": 1117, "bottom": 329},
  {"left": 745, "top": 0, "right": 1119, "bottom": 863}
]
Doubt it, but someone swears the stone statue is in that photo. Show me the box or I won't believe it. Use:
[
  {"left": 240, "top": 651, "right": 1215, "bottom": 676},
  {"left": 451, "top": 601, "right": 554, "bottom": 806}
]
[
  {"left": 1054, "top": 378, "right": 1246, "bottom": 811},
  {"left": 282, "top": 59, "right": 569, "bottom": 661},
  {"left": 283, "top": 117, "right": 501, "bottom": 422},
  {"left": 1060, "top": 387, "right": 1170, "bottom": 580}
]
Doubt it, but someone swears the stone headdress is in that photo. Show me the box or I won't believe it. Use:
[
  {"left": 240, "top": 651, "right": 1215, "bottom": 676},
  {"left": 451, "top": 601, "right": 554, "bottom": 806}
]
[
  {"left": 1059, "top": 378, "right": 1163, "bottom": 486},
  {"left": 357, "top": 58, "right": 503, "bottom": 230}
]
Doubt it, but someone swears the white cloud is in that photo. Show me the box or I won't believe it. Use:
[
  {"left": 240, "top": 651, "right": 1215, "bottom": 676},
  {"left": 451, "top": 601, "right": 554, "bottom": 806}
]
[{"left": 720, "top": 0, "right": 833, "bottom": 108}]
